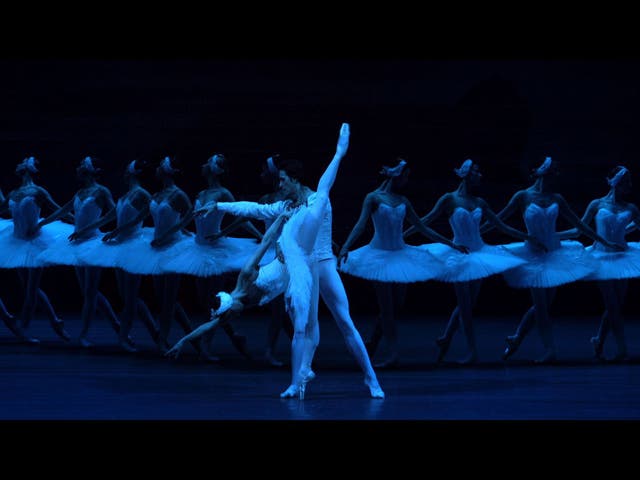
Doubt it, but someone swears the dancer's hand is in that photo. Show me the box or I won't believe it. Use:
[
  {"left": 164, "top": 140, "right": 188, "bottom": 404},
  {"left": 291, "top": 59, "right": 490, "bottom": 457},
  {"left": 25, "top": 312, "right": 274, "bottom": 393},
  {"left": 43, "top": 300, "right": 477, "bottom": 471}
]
[
  {"left": 453, "top": 243, "right": 470, "bottom": 254},
  {"left": 164, "top": 339, "right": 186, "bottom": 359},
  {"left": 206, "top": 232, "right": 223, "bottom": 242},
  {"left": 102, "top": 230, "right": 118, "bottom": 242},
  {"left": 336, "top": 123, "right": 350, "bottom": 158},
  {"left": 606, "top": 240, "right": 626, "bottom": 252},
  {"left": 68, "top": 232, "right": 80, "bottom": 242},
  {"left": 337, "top": 249, "right": 349, "bottom": 267},
  {"left": 195, "top": 201, "right": 217, "bottom": 217}
]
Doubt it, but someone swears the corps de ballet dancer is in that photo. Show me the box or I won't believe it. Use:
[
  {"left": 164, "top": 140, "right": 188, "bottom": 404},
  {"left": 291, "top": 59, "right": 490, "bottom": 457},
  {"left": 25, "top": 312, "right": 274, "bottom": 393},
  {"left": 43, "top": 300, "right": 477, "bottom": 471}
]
[
  {"left": 0, "top": 157, "right": 72, "bottom": 343},
  {"left": 163, "top": 153, "right": 262, "bottom": 360},
  {"left": 338, "top": 158, "right": 467, "bottom": 367},
  {"left": 559, "top": 166, "right": 640, "bottom": 361},
  {"left": 72, "top": 160, "right": 160, "bottom": 352},
  {"left": 405, "top": 159, "right": 538, "bottom": 364},
  {"left": 193, "top": 123, "right": 384, "bottom": 399},
  {"left": 484, "top": 157, "right": 622, "bottom": 363},
  {"left": 113, "top": 157, "right": 200, "bottom": 354},
  {"left": 38, "top": 157, "right": 123, "bottom": 347}
]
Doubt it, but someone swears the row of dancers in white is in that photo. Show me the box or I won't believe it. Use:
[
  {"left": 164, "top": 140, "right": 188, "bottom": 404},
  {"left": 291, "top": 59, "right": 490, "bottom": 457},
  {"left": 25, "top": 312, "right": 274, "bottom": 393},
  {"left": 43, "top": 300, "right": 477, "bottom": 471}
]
[{"left": 1, "top": 124, "right": 639, "bottom": 399}]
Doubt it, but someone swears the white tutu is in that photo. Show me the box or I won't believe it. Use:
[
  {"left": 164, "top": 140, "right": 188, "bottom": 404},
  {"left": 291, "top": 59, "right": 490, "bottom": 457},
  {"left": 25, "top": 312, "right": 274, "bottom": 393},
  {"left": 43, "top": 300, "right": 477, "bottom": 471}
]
[
  {"left": 502, "top": 240, "right": 594, "bottom": 288},
  {"left": 0, "top": 220, "right": 74, "bottom": 269},
  {"left": 583, "top": 242, "right": 640, "bottom": 280},
  {"left": 255, "top": 258, "right": 289, "bottom": 305},
  {"left": 339, "top": 244, "right": 446, "bottom": 282},
  {"left": 163, "top": 236, "right": 259, "bottom": 277},
  {"left": 420, "top": 243, "right": 526, "bottom": 283},
  {"left": 74, "top": 227, "right": 154, "bottom": 269},
  {"left": 113, "top": 230, "right": 190, "bottom": 275}
]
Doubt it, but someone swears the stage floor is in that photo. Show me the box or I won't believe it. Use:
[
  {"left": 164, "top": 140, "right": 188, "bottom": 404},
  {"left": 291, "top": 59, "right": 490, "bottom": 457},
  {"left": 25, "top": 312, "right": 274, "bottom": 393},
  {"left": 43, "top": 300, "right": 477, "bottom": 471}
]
[{"left": 1, "top": 312, "right": 639, "bottom": 420}]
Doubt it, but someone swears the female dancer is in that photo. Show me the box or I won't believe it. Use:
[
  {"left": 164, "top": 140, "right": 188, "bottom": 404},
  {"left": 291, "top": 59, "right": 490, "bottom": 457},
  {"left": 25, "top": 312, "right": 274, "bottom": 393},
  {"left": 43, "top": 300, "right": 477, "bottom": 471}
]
[
  {"left": 559, "top": 166, "right": 640, "bottom": 361},
  {"left": 405, "top": 159, "right": 535, "bottom": 363},
  {"left": 117, "top": 157, "right": 197, "bottom": 353},
  {"left": 38, "top": 157, "right": 122, "bottom": 347},
  {"left": 71, "top": 160, "right": 159, "bottom": 352},
  {"left": 484, "top": 157, "right": 622, "bottom": 363},
  {"left": 163, "top": 153, "right": 262, "bottom": 359},
  {"left": 210, "top": 155, "right": 295, "bottom": 366},
  {"left": 0, "top": 157, "right": 72, "bottom": 342},
  {"left": 338, "top": 158, "right": 467, "bottom": 367}
]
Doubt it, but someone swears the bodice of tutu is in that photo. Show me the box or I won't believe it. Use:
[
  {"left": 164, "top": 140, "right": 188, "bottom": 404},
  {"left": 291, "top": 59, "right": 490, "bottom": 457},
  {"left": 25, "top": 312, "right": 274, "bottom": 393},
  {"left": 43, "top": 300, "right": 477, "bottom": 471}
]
[
  {"left": 449, "top": 207, "right": 484, "bottom": 251},
  {"left": 523, "top": 202, "right": 561, "bottom": 251},
  {"left": 369, "top": 203, "right": 407, "bottom": 251},
  {"left": 150, "top": 199, "right": 181, "bottom": 242},
  {"left": 194, "top": 198, "right": 225, "bottom": 245},
  {"left": 116, "top": 196, "right": 143, "bottom": 237},
  {"left": 9, "top": 197, "right": 41, "bottom": 239},
  {"left": 73, "top": 195, "right": 102, "bottom": 236},
  {"left": 592, "top": 207, "right": 632, "bottom": 251}
]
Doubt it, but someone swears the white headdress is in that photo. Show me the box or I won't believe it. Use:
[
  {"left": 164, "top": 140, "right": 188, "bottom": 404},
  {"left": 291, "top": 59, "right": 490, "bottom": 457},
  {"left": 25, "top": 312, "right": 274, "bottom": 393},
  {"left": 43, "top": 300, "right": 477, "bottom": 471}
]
[
  {"left": 211, "top": 291, "right": 234, "bottom": 317},
  {"left": 608, "top": 166, "right": 629, "bottom": 187},
  {"left": 454, "top": 159, "right": 474, "bottom": 178},
  {"left": 380, "top": 159, "right": 407, "bottom": 177},
  {"left": 535, "top": 157, "right": 553, "bottom": 176}
]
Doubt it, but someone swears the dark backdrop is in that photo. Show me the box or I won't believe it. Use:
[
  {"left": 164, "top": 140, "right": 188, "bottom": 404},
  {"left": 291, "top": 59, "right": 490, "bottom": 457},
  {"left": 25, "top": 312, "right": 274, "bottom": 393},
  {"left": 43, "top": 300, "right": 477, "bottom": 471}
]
[{"left": 1, "top": 59, "right": 639, "bottom": 319}]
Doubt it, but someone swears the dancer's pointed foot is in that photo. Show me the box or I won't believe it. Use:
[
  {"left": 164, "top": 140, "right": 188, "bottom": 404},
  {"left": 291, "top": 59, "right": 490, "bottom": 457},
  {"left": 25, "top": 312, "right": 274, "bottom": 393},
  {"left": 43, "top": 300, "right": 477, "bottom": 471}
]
[
  {"left": 119, "top": 338, "right": 137, "bottom": 353},
  {"left": 609, "top": 351, "right": 630, "bottom": 363},
  {"left": 458, "top": 351, "right": 478, "bottom": 365},
  {"left": 590, "top": 336, "right": 604, "bottom": 359},
  {"left": 436, "top": 336, "right": 452, "bottom": 363},
  {"left": 230, "top": 334, "right": 252, "bottom": 360},
  {"left": 19, "top": 333, "right": 40, "bottom": 345},
  {"left": 280, "top": 384, "right": 300, "bottom": 399},
  {"left": 79, "top": 337, "right": 93, "bottom": 348},
  {"left": 0, "top": 304, "right": 14, "bottom": 320},
  {"left": 365, "top": 376, "right": 385, "bottom": 399},
  {"left": 534, "top": 349, "right": 557, "bottom": 364},
  {"left": 265, "top": 351, "right": 284, "bottom": 367},
  {"left": 374, "top": 353, "right": 399, "bottom": 369},
  {"left": 52, "top": 320, "right": 71, "bottom": 342},
  {"left": 198, "top": 351, "right": 220, "bottom": 363},
  {"left": 503, "top": 335, "right": 521, "bottom": 360}
]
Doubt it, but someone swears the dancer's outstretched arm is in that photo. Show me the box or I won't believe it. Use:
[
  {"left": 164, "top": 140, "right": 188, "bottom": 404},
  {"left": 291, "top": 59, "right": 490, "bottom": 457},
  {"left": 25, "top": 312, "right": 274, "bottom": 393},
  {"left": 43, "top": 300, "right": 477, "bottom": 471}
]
[
  {"left": 338, "top": 193, "right": 375, "bottom": 266},
  {"left": 479, "top": 190, "right": 525, "bottom": 234},
  {"left": 403, "top": 193, "right": 451, "bottom": 238},
  {"left": 403, "top": 197, "right": 468, "bottom": 252},
  {"left": 556, "top": 194, "right": 623, "bottom": 250},
  {"left": 557, "top": 199, "right": 599, "bottom": 240},
  {"left": 38, "top": 197, "right": 75, "bottom": 228},
  {"left": 479, "top": 199, "right": 547, "bottom": 250}
]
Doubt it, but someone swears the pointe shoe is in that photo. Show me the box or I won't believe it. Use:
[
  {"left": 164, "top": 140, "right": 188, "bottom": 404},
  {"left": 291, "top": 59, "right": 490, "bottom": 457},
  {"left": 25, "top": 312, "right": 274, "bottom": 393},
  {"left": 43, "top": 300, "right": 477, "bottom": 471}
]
[
  {"left": 19, "top": 333, "right": 40, "bottom": 345},
  {"left": 79, "top": 337, "right": 93, "bottom": 348},
  {"left": 503, "top": 335, "right": 521, "bottom": 360},
  {"left": 458, "top": 351, "right": 478, "bottom": 365},
  {"left": 366, "top": 380, "right": 385, "bottom": 399},
  {"left": 119, "top": 339, "right": 137, "bottom": 353},
  {"left": 280, "top": 384, "right": 300, "bottom": 399},
  {"left": 374, "top": 354, "right": 399, "bottom": 369},
  {"left": 198, "top": 351, "right": 221, "bottom": 363},
  {"left": 265, "top": 351, "right": 284, "bottom": 367},
  {"left": 298, "top": 369, "right": 316, "bottom": 400},
  {"left": 52, "top": 320, "right": 71, "bottom": 342},
  {"left": 590, "top": 336, "right": 604, "bottom": 359},
  {"left": 0, "top": 304, "right": 14, "bottom": 320},
  {"left": 609, "top": 351, "right": 630, "bottom": 363},
  {"left": 435, "top": 336, "right": 452, "bottom": 363},
  {"left": 534, "top": 349, "right": 557, "bottom": 364}
]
